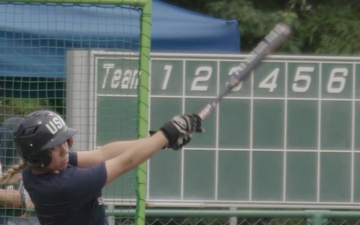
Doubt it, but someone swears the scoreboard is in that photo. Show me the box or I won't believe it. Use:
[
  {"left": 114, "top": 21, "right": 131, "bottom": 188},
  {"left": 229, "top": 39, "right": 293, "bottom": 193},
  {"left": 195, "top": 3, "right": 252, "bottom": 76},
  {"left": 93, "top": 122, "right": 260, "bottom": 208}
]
[
  {"left": 147, "top": 53, "right": 360, "bottom": 209},
  {"left": 69, "top": 51, "right": 360, "bottom": 209}
]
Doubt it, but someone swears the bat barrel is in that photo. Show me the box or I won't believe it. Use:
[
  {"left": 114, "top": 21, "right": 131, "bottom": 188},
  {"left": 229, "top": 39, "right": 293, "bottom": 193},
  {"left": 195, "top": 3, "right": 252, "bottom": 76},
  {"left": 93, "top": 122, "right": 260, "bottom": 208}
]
[{"left": 198, "top": 23, "right": 291, "bottom": 121}]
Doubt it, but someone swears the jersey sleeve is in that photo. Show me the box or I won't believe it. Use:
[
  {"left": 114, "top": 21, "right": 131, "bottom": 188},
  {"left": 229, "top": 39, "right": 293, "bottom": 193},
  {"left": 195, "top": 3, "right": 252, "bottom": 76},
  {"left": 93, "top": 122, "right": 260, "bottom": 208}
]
[{"left": 68, "top": 151, "right": 77, "bottom": 166}]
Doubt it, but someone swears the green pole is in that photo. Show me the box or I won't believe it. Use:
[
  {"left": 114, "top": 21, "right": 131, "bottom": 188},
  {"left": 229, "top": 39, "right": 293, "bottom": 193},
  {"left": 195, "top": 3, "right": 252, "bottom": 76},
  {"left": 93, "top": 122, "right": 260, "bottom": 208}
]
[{"left": 136, "top": 0, "right": 152, "bottom": 225}]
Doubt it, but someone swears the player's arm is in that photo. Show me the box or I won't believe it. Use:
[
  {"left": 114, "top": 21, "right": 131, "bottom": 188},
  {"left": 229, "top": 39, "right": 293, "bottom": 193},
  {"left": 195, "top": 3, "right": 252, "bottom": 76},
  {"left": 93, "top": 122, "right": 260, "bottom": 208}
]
[
  {"left": 0, "top": 189, "right": 23, "bottom": 208},
  {"left": 104, "top": 131, "right": 167, "bottom": 184},
  {"left": 103, "top": 114, "right": 203, "bottom": 184},
  {"left": 76, "top": 114, "right": 202, "bottom": 169},
  {"left": 76, "top": 138, "right": 150, "bottom": 168},
  {"left": 78, "top": 114, "right": 202, "bottom": 184}
]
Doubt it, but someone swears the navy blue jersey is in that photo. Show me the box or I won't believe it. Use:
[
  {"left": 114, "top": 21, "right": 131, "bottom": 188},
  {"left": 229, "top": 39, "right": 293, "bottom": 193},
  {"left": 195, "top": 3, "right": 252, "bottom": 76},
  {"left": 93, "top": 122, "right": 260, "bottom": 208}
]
[{"left": 22, "top": 152, "right": 107, "bottom": 225}]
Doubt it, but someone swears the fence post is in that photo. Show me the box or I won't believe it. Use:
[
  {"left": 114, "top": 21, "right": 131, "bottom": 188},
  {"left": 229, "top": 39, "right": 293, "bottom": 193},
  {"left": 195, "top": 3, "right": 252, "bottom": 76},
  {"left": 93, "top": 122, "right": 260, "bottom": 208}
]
[
  {"left": 106, "top": 204, "right": 115, "bottom": 225},
  {"left": 306, "top": 210, "right": 329, "bottom": 225},
  {"left": 229, "top": 207, "right": 237, "bottom": 225}
]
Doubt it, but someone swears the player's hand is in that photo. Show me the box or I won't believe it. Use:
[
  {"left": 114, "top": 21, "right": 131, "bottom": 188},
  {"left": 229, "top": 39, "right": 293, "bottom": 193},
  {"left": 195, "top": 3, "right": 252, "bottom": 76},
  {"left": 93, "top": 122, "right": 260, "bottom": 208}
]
[{"left": 160, "top": 113, "right": 203, "bottom": 150}]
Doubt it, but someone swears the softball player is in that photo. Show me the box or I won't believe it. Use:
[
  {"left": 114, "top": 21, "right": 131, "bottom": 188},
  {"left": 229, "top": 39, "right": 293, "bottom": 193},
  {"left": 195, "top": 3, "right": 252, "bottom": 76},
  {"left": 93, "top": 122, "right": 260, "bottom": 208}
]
[{"left": 2, "top": 110, "right": 202, "bottom": 225}]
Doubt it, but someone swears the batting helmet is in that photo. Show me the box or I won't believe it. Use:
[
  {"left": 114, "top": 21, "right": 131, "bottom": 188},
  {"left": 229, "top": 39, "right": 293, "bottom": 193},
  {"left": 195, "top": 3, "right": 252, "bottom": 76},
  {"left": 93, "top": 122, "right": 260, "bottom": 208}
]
[{"left": 14, "top": 110, "right": 78, "bottom": 168}]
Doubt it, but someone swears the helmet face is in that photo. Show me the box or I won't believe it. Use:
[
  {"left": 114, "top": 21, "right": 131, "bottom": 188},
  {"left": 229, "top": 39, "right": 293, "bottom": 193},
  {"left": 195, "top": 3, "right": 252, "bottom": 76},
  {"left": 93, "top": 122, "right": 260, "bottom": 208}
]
[{"left": 14, "top": 110, "right": 77, "bottom": 167}]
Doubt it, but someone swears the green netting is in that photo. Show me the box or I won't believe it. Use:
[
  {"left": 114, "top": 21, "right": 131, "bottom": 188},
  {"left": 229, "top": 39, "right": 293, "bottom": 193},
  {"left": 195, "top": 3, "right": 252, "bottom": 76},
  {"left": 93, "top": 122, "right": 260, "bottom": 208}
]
[{"left": 0, "top": 1, "right": 151, "bottom": 224}]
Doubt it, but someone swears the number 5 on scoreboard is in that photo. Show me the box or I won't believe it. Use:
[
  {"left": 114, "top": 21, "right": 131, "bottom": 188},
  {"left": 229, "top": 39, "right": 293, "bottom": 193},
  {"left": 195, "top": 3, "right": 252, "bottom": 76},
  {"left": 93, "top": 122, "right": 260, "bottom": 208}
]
[{"left": 292, "top": 66, "right": 313, "bottom": 93}]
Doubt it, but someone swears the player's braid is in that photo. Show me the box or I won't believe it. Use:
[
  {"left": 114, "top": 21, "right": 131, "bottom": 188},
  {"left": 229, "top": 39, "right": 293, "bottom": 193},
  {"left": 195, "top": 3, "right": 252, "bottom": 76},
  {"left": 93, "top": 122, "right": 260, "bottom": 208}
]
[{"left": 0, "top": 160, "right": 26, "bottom": 184}]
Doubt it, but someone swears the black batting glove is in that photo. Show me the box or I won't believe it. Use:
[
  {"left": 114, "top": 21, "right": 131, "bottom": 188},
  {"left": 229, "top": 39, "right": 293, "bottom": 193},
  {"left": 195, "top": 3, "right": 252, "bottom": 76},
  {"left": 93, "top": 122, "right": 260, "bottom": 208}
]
[
  {"left": 171, "top": 113, "right": 203, "bottom": 134},
  {"left": 160, "top": 113, "right": 203, "bottom": 150}
]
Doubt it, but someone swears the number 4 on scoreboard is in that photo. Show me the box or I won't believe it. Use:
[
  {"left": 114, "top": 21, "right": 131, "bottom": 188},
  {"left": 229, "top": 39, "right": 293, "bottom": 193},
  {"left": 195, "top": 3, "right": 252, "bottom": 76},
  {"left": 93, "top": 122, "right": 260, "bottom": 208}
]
[{"left": 259, "top": 68, "right": 279, "bottom": 92}]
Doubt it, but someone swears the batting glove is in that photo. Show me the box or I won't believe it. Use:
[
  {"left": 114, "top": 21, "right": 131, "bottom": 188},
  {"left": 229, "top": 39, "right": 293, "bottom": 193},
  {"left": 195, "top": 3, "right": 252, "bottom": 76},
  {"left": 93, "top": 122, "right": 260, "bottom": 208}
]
[{"left": 160, "top": 113, "right": 203, "bottom": 150}]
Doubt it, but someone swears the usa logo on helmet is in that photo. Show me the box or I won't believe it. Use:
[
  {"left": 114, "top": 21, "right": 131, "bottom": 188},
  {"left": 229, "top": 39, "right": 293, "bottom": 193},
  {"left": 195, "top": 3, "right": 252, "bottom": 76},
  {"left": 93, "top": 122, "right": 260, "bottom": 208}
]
[{"left": 45, "top": 116, "right": 66, "bottom": 135}]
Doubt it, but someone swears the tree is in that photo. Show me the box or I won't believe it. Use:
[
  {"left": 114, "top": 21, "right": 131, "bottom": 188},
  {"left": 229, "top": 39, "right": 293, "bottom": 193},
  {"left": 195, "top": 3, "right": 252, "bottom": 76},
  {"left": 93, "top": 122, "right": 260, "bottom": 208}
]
[{"left": 164, "top": 0, "right": 360, "bottom": 55}]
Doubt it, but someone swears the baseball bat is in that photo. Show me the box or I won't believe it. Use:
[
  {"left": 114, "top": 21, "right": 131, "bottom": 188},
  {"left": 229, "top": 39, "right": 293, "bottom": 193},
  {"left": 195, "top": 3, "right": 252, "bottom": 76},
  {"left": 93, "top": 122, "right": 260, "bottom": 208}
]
[{"left": 198, "top": 23, "right": 291, "bottom": 120}]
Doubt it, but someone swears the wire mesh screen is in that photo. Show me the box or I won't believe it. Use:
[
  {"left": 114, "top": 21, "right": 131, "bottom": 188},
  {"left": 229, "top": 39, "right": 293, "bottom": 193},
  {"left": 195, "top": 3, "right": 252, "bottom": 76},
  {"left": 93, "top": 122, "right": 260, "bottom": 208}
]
[{"left": 0, "top": 1, "right": 150, "bottom": 224}]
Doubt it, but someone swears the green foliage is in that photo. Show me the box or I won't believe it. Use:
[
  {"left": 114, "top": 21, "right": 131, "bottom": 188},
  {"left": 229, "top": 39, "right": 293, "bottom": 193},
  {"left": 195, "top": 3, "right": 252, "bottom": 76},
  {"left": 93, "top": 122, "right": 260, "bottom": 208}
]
[
  {"left": 166, "top": 0, "right": 360, "bottom": 55},
  {"left": 299, "top": 5, "right": 360, "bottom": 55},
  {"left": 0, "top": 98, "right": 55, "bottom": 123},
  {"left": 205, "top": 0, "right": 300, "bottom": 53}
]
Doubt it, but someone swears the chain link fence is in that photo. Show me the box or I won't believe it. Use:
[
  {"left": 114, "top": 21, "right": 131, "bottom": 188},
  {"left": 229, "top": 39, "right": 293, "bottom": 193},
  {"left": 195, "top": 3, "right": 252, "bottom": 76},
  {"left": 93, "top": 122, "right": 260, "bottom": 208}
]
[
  {"left": 107, "top": 209, "right": 360, "bottom": 225},
  {"left": 5, "top": 208, "right": 360, "bottom": 224}
]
